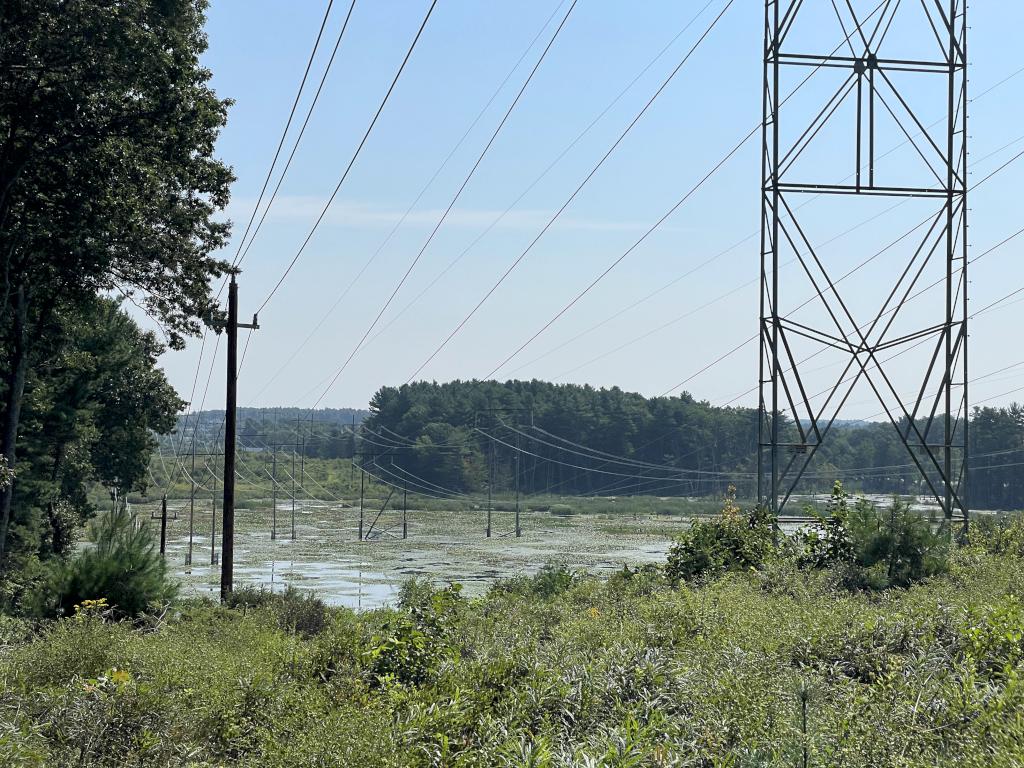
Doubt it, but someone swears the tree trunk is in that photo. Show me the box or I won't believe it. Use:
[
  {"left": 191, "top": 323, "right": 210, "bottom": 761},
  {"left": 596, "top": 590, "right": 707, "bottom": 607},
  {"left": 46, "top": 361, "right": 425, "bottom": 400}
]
[{"left": 0, "top": 285, "right": 29, "bottom": 560}]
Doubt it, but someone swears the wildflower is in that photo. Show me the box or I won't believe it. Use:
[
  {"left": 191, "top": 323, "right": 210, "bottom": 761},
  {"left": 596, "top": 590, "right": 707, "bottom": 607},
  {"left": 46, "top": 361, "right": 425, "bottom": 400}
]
[
  {"left": 110, "top": 669, "right": 132, "bottom": 686},
  {"left": 74, "top": 597, "right": 110, "bottom": 621},
  {"left": 587, "top": 606, "right": 600, "bottom": 619}
]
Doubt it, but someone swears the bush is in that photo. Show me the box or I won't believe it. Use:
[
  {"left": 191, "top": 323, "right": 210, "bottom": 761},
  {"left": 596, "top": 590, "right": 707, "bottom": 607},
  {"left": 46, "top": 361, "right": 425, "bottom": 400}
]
[
  {"left": 0, "top": 454, "right": 13, "bottom": 490},
  {"left": 791, "top": 481, "right": 857, "bottom": 569},
  {"left": 28, "top": 507, "right": 175, "bottom": 618},
  {"left": 225, "top": 584, "right": 330, "bottom": 636},
  {"left": 846, "top": 497, "right": 949, "bottom": 588},
  {"left": 364, "top": 584, "right": 462, "bottom": 686},
  {"left": 791, "top": 484, "right": 950, "bottom": 590},
  {"left": 490, "top": 563, "right": 578, "bottom": 599},
  {"left": 968, "top": 512, "right": 1024, "bottom": 557},
  {"left": 665, "top": 487, "right": 775, "bottom": 583}
]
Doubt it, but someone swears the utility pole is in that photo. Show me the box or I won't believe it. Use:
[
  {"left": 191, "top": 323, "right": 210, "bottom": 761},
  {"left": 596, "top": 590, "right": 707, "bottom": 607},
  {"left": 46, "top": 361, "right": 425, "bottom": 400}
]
[
  {"left": 271, "top": 446, "right": 277, "bottom": 540},
  {"left": 402, "top": 480, "right": 408, "bottom": 539},
  {"left": 349, "top": 413, "right": 357, "bottom": 485},
  {"left": 210, "top": 461, "right": 217, "bottom": 566},
  {"left": 358, "top": 466, "right": 365, "bottom": 541},
  {"left": 186, "top": 440, "right": 195, "bottom": 566},
  {"left": 486, "top": 440, "right": 493, "bottom": 538},
  {"left": 290, "top": 442, "right": 296, "bottom": 540},
  {"left": 159, "top": 495, "right": 168, "bottom": 557},
  {"left": 514, "top": 431, "right": 521, "bottom": 538},
  {"left": 220, "top": 275, "right": 259, "bottom": 600}
]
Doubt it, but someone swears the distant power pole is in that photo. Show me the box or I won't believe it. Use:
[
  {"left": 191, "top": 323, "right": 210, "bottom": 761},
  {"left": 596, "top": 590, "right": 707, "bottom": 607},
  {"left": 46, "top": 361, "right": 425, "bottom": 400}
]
[
  {"left": 186, "top": 440, "right": 196, "bottom": 566},
  {"left": 514, "top": 431, "right": 521, "bottom": 538},
  {"left": 220, "top": 275, "right": 259, "bottom": 600},
  {"left": 271, "top": 446, "right": 278, "bottom": 540}
]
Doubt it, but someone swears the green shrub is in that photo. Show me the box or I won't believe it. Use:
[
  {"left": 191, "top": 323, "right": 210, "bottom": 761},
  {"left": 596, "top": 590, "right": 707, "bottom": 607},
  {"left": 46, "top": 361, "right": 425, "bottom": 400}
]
[
  {"left": 846, "top": 497, "right": 949, "bottom": 588},
  {"left": 791, "top": 481, "right": 857, "bottom": 569},
  {"left": 968, "top": 512, "right": 1024, "bottom": 557},
  {"left": 665, "top": 487, "right": 775, "bottom": 583},
  {"left": 29, "top": 507, "right": 175, "bottom": 618},
  {"left": 791, "top": 484, "right": 950, "bottom": 590},
  {"left": 225, "top": 584, "right": 330, "bottom": 637},
  {"left": 491, "top": 563, "right": 578, "bottom": 599},
  {"left": 397, "top": 576, "right": 439, "bottom": 610},
  {"left": 0, "top": 454, "right": 13, "bottom": 490},
  {"left": 363, "top": 583, "right": 462, "bottom": 687},
  {"left": 964, "top": 594, "right": 1024, "bottom": 680}
]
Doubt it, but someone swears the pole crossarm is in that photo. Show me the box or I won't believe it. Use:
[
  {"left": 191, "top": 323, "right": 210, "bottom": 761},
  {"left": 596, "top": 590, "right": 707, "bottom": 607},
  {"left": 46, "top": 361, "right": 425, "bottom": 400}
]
[{"left": 758, "top": 0, "right": 968, "bottom": 524}]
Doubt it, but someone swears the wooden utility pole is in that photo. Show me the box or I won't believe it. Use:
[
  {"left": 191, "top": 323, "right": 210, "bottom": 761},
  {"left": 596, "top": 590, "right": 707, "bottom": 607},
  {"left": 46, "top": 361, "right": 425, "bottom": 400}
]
[
  {"left": 210, "top": 465, "right": 217, "bottom": 566},
  {"left": 159, "top": 495, "right": 168, "bottom": 556},
  {"left": 358, "top": 466, "right": 365, "bottom": 541},
  {"left": 486, "top": 440, "right": 493, "bottom": 538},
  {"left": 220, "top": 275, "right": 259, "bottom": 601},
  {"left": 290, "top": 441, "right": 296, "bottom": 540},
  {"left": 270, "top": 446, "right": 277, "bottom": 540},
  {"left": 514, "top": 431, "right": 521, "bottom": 538},
  {"left": 186, "top": 440, "right": 195, "bottom": 566}
]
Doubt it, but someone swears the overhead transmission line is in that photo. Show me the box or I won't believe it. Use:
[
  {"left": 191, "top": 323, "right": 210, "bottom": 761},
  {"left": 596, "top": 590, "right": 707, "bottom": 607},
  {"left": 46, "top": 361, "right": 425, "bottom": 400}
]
[
  {"left": 256, "top": 0, "right": 440, "bottom": 316},
  {"left": 844, "top": 349, "right": 1024, "bottom": 424},
  {"left": 307, "top": 0, "right": 580, "bottom": 409},
  {"left": 659, "top": 145, "right": 1024, "bottom": 400},
  {"left": 250, "top": 0, "right": 574, "bottom": 402},
  {"left": 361, "top": 0, "right": 720, "bottom": 349},
  {"left": 228, "top": 0, "right": 340, "bottom": 273},
  {"left": 403, "top": 0, "right": 739, "bottom": 384},
  {"left": 286, "top": 0, "right": 725, "bottom": 408},
  {"left": 817, "top": 271, "right": 1024, "bottom": 423},
  {"left": 712, "top": 193, "right": 1024, "bottom": 410},
  {"left": 555, "top": 132, "right": 1023, "bottom": 384},
  {"left": 478, "top": 0, "right": 938, "bottom": 380},
  {"left": 525, "top": 220, "right": 1024, "bottom": 495},
  {"left": 233, "top": 0, "right": 361, "bottom": 271},
  {"left": 177, "top": 0, "right": 430, "bottom": 478},
  {"left": 157, "top": 1, "right": 351, "bottom": 493},
  {"left": 507, "top": 70, "right": 1024, "bottom": 378},
  {"left": 476, "top": 427, "right": 751, "bottom": 480}
]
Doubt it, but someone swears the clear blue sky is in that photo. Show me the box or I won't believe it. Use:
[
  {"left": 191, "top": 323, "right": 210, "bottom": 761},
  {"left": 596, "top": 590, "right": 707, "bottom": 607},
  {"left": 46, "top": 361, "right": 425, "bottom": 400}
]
[{"left": 151, "top": 0, "right": 1024, "bottom": 418}]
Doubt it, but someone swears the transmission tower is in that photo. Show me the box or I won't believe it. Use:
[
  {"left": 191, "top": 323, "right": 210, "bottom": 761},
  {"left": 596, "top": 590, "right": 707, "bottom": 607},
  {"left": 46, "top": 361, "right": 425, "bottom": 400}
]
[{"left": 758, "top": 1, "right": 968, "bottom": 521}]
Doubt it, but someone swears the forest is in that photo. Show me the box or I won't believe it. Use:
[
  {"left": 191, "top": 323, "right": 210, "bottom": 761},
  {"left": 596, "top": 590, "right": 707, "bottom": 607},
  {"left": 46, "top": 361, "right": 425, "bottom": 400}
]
[{"left": 357, "top": 380, "right": 1024, "bottom": 510}]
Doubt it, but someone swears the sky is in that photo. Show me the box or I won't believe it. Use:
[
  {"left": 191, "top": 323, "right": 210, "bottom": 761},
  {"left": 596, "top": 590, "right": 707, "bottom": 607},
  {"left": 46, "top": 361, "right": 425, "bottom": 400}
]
[{"left": 149, "top": 0, "right": 1024, "bottom": 419}]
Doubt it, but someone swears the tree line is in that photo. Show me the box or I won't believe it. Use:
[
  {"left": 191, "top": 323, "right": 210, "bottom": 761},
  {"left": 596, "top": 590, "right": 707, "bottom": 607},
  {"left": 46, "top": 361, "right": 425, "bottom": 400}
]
[{"left": 362, "top": 380, "right": 1024, "bottom": 509}]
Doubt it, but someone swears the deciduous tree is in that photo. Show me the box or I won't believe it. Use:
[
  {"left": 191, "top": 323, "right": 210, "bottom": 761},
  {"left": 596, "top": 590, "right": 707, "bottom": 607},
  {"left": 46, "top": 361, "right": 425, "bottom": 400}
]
[{"left": 0, "top": 0, "right": 233, "bottom": 556}]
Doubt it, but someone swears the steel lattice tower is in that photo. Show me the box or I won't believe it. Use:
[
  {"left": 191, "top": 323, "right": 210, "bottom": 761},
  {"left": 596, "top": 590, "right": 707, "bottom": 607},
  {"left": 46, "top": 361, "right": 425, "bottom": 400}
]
[{"left": 758, "top": 0, "right": 968, "bottom": 521}]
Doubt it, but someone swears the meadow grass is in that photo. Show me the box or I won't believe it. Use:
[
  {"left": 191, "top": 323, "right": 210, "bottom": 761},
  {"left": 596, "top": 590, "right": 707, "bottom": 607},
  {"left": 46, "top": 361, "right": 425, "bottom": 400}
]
[{"left": 2, "top": 546, "right": 1023, "bottom": 766}]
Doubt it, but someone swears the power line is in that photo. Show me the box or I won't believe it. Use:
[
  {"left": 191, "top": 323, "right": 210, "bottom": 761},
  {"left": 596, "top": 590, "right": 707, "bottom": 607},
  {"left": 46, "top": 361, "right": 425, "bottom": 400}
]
[
  {"left": 156, "top": 1, "right": 348, "bottom": 495},
  {"left": 228, "top": 0, "right": 338, "bottom": 271},
  {"left": 404, "top": 0, "right": 739, "bottom": 384},
  {"left": 661, "top": 143, "right": 1024, "bottom": 400},
  {"left": 361, "top": 0, "right": 720, "bottom": 349},
  {"left": 234, "top": 0, "right": 361, "bottom": 270},
  {"left": 308, "top": 0, "right": 581, "bottom": 408},
  {"left": 250, "top": 0, "right": 572, "bottom": 402},
  {"left": 256, "top": 0, "right": 440, "bottom": 315},
  {"left": 510, "top": 114, "right": 1024, "bottom": 378},
  {"left": 481, "top": 1, "right": 977, "bottom": 380},
  {"left": 718, "top": 218, "right": 1024, "bottom": 410}
]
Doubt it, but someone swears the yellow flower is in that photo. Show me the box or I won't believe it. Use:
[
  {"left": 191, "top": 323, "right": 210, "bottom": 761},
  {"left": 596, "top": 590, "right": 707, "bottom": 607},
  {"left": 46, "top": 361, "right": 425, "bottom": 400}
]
[
  {"left": 587, "top": 606, "right": 600, "bottom": 619},
  {"left": 110, "top": 669, "right": 132, "bottom": 686}
]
